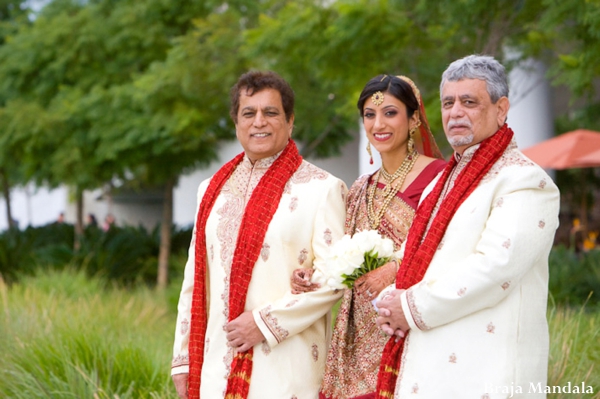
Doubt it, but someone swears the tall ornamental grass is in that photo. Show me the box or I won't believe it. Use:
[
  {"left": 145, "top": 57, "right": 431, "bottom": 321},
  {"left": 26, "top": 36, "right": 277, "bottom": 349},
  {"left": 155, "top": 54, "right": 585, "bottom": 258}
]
[
  {"left": 0, "top": 268, "right": 180, "bottom": 398},
  {"left": 1, "top": 269, "right": 599, "bottom": 398},
  {"left": 547, "top": 304, "right": 600, "bottom": 398}
]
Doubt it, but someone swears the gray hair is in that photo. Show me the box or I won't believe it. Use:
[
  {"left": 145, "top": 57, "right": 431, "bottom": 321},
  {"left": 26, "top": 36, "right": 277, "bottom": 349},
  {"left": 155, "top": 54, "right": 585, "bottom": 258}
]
[{"left": 440, "top": 55, "right": 508, "bottom": 103}]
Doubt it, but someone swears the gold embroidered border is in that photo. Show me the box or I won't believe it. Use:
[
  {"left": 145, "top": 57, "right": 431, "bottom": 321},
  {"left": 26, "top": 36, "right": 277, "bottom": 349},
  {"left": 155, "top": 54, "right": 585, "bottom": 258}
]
[
  {"left": 171, "top": 353, "right": 189, "bottom": 368},
  {"left": 259, "top": 305, "right": 289, "bottom": 344},
  {"left": 406, "top": 288, "right": 431, "bottom": 331}
]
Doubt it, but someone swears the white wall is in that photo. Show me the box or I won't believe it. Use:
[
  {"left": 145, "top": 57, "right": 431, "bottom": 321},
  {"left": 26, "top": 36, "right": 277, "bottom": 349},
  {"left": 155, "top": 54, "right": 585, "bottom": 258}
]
[
  {"left": 306, "top": 131, "right": 360, "bottom": 189},
  {"left": 0, "top": 185, "right": 67, "bottom": 230},
  {"left": 174, "top": 141, "right": 244, "bottom": 227},
  {"left": 507, "top": 58, "right": 554, "bottom": 149}
]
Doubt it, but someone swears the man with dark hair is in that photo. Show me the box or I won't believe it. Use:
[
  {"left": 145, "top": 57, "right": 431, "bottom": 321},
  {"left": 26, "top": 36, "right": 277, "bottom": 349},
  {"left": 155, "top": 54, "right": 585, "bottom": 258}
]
[
  {"left": 375, "top": 55, "right": 560, "bottom": 398},
  {"left": 171, "top": 70, "right": 346, "bottom": 399}
]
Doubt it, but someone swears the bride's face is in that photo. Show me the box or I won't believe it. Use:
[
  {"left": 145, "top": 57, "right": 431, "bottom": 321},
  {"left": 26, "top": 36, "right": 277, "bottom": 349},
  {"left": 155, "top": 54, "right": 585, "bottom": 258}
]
[{"left": 362, "top": 91, "right": 418, "bottom": 158}]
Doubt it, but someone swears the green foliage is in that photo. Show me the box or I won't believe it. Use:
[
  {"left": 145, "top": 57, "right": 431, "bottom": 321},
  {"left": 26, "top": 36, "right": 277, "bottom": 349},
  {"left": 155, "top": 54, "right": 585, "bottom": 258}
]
[
  {"left": 555, "top": 102, "right": 600, "bottom": 134},
  {"left": 342, "top": 248, "right": 392, "bottom": 289},
  {"left": 0, "top": 0, "right": 29, "bottom": 45},
  {"left": 0, "top": 0, "right": 222, "bottom": 219},
  {"left": 547, "top": 305, "right": 600, "bottom": 398},
  {"left": 0, "top": 100, "right": 62, "bottom": 185},
  {"left": 1, "top": 269, "right": 598, "bottom": 398},
  {"left": 0, "top": 268, "right": 179, "bottom": 398},
  {"left": 548, "top": 246, "right": 600, "bottom": 308},
  {"left": 517, "top": 0, "right": 600, "bottom": 133},
  {"left": 0, "top": 222, "right": 191, "bottom": 286},
  {"left": 100, "top": 5, "right": 251, "bottom": 183},
  {"left": 0, "top": 222, "right": 75, "bottom": 282},
  {"left": 537, "top": 0, "right": 600, "bottom": 97},
  {"left": 243, "top": 0, "right": 425, "bottom": 157},
  {"left": 0, "top": 0, "right": 597, "bottom": 197}
]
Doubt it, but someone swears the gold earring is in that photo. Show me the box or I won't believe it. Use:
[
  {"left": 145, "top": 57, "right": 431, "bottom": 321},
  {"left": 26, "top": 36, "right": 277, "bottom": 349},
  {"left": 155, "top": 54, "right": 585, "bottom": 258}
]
[
  {"left": 367, "top": 141, "right": 374, "bottom": 165},
  {"left": 407, "top": 118, "right": 421, "bottom": 153},
  {"left": 408, "top": 127, "right": 416, "bottom": 153}
]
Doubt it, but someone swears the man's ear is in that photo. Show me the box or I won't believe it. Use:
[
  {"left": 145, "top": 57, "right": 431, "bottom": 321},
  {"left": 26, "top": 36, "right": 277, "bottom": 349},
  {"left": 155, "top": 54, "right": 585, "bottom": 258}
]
[
  {"left": 496, "top": 96, "right": 510, "bottom": 126},
  {"left": 288, "top": 114, "right": 295, "bottom": 137}
]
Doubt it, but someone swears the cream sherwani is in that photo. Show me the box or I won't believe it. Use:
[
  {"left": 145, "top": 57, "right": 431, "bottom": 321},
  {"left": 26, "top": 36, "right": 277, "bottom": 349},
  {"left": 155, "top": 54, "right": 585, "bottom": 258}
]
[
  {"left": 172, "top": 153, "right": 347, "bottom": 399},
  {"left": 393, "top": 139, "right": 560, "bottom": 398}
]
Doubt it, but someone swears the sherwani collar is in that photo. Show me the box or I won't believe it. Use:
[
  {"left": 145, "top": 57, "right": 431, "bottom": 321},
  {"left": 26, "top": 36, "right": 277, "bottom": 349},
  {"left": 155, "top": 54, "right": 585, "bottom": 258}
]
[
  {"left": 453, "top": 141, "right": 480, "bottom": 163},
  {"left": 242, "top": 147, "right": 286, "bottom": 170}
]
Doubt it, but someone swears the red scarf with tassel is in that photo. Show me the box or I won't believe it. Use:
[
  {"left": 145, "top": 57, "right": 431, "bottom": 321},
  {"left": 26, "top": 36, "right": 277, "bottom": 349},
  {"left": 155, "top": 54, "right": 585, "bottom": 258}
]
[
  {"left": 187, "top": 140, "right": 302, "bottom": 399},
  {"left": 375, "top": 125, "right": 513, "bottom": 398}
]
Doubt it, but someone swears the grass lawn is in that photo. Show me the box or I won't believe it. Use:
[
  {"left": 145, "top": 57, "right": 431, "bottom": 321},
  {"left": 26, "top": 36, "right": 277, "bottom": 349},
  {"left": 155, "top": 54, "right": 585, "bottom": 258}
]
[
  {"left": 1, "top": 269, "right": 598, "bottom": 398},
  {"left": 0, "top": 269, "right": 179, "bottom": 398}
]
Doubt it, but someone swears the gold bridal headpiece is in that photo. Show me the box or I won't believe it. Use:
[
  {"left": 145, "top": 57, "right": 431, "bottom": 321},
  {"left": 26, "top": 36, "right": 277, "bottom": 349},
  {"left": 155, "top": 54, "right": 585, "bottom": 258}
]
[
  {"left": 371, "top": 91, "right": 384, "bottom": 106},
  {"left": 397, "top": 75, "right": 422, "bottom": 106}
]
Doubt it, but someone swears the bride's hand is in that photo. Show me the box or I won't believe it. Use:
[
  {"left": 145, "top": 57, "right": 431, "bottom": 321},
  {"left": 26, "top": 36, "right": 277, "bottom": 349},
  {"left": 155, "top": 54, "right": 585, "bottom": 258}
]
[
  {"left": 290, "top": 268, "right": 319, "bottom": 294},
  {"left": 354, "top": 261, "right": 397, "bottom": 299}
]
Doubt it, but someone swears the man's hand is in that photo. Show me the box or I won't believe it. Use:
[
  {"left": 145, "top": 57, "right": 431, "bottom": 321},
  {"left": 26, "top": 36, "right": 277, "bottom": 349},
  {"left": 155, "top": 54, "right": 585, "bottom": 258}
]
[
  {"left": 225, "top": 311, "right": 266, "bottom": 352},
  {"left": 376, "top": 289, "right": 410, "bottom": 338},
  {"left": 354, "top": 261, "right": 397, "bottom": 299},
  {"left": 172, "top": 373, "right": 189, "bottom": 399},
  {"left": 291, "top": 268, "right": 319, "bottom": 294}
]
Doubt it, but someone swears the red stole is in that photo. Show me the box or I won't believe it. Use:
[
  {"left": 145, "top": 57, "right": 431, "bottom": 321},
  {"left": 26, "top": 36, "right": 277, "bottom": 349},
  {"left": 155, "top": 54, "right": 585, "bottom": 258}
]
[
  {"left": 187, "top": 140, "right": 302, "bottom": 399},
  {"left": 375, "top": 125, "right": 514, "bottom": 398}
]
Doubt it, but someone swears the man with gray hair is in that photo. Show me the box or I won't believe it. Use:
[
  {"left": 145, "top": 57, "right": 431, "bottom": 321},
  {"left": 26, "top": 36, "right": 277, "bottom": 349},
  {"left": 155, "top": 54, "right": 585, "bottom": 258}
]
[{"left": 374, "top": 54, "right": 560, "bottom": 398}]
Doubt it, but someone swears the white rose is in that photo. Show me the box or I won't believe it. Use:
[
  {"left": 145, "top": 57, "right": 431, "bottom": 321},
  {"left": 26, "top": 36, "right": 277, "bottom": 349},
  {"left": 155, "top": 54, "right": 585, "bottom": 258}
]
[
  {"left": 338, "top": 254, "right": 362, "bottom": 275},
  {"left": 326, "top": 275, "right": 345, "bottom": 290},
  {"left": 352, "top": 230, "right": 376, "bottom": 254},
  {"left": 353, "top": 229, "right": 392, "bottom": 258},
  {"left": 376, "top": 236, "right": 395, "bottom": 258}
]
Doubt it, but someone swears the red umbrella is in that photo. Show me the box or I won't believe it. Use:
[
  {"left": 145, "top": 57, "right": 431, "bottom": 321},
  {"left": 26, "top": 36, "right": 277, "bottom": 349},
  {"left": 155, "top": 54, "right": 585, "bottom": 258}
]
[
  {"left": 571, "top": 147, "right": 600, "bottom": 168},
  {"left": 522, "top": 129, "right": 600, "bottom": 237},
  {"left": 522, "top": 129, "right": 600, "bottom": 169}
]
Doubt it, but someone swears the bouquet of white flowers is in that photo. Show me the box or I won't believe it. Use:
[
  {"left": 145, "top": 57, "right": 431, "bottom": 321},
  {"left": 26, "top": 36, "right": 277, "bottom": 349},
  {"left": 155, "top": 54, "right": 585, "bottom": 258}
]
[{"left": 317, "top": 229, "right": 395, "bottom": 290}]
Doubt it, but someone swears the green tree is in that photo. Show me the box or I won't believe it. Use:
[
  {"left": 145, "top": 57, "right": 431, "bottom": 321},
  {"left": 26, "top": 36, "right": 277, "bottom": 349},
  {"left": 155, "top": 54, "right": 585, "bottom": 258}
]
[
  {"left": 242, "top": 0, "right": 551, "bottom": 156},
  {"left": 0, "top": 0, "right": 210, "bottom": 254},
  {"left": 532, "top": 0, "right": 600, "bottom": 98},
  {"left": 82, "top": 7, "right": 251, "bottom": 286},
  {"left": 0, "top": 0, "right": 30, "bottom": 229},
  {"left": 2, "top": 0, "right": 597, "bottom": 287}
]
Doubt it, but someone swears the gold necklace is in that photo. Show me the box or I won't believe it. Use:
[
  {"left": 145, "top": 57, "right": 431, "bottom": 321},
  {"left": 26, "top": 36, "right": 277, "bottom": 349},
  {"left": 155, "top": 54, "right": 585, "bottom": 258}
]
[
  {"left": 367, "top": 150, "right": 419, "bottom": 230},
  {"left": 380, "top": 165, "right": 405, "bottom": 184}
]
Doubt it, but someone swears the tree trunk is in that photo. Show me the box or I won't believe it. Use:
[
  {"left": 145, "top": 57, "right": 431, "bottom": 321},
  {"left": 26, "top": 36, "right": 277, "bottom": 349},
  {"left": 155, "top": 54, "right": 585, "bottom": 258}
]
[
  {"left": 0, "top": 168, "right": 15, "bottom": 229},
  {"left": 157, "top": 178, "right": 174, "bottom": 289},
  {"left": 74, "top": 188, "right": 84, "bottom": 251}
]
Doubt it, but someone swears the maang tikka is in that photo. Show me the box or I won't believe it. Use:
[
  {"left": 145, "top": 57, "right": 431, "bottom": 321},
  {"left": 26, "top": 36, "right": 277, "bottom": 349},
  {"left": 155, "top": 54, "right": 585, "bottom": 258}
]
[{"left": 371, "top": 91, "right": 384, "bottom": 106}]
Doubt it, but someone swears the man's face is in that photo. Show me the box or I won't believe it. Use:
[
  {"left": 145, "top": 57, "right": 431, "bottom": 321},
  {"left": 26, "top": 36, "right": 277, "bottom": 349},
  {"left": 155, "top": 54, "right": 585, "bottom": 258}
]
[
  {"left": 441, "top": 78, "right": 509, "bottom": 154},
  {"left": 235, "top": 88, "right": 294, "bottom": 163}
]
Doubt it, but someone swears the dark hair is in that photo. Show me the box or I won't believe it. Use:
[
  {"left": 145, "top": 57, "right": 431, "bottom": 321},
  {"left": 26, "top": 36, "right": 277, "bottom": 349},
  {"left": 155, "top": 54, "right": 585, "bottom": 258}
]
[
  {"left": 229, "top": 70, "right": 295, "bottom": 123},
  {"left": 357, "top": 74, "right": 419, "bottom": 118}
]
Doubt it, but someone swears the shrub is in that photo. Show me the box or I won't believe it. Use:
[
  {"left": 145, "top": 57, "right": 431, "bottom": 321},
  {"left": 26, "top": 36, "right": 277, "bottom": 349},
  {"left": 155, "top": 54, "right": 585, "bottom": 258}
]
[
  {"left": 548, "top": 246, "right": 600, "bottom": 308},
  {"left": 0, "top": 223, "right": 192, "bottom": 287}
]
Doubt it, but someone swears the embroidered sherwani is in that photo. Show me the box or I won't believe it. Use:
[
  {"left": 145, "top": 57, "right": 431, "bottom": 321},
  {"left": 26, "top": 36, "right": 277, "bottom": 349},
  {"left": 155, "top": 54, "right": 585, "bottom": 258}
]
[
  {"left": 394, "top": 139, "right": 560, "bottom": 398},
  {"left": 172, "top": 153, "right": 347, "bottom": 399}
]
